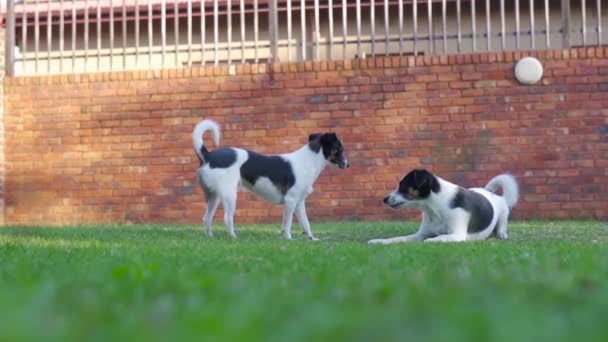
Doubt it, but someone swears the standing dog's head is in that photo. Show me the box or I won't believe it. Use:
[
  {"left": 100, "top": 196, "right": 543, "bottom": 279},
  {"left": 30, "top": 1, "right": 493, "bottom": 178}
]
[
  {"left": 308, "top": 133, "right": 349, "bottom": 169},
  {"left": 384, "top": 169, "right": 440, "bottom": 208}
]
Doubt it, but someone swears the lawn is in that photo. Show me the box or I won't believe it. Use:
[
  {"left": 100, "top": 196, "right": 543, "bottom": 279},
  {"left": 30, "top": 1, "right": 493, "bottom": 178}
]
[{"left": 1, "top": 221, "right": 607, "bottom": 342}]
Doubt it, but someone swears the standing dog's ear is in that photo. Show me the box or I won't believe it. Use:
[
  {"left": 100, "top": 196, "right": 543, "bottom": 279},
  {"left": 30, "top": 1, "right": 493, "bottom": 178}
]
[
  {"left": 309, "top": 133, "right": 322, "bottom": 142},
  {"left": 308, "top": 133, "right": 323, "bottom": 153}
]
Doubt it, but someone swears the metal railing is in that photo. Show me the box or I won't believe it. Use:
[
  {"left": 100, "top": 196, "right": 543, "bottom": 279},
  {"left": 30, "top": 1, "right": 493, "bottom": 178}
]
[{"left": 3, "top": 1, "right": 606, "bottom": 76}]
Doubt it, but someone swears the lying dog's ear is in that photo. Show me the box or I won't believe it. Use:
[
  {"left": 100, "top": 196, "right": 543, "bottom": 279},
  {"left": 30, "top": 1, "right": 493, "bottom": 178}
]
[
  {"left": 413, "top": 169, "right": 431, "bottom": 189},
  {"left": 412, "top": 169, "right": 440, "bottom": 196}
]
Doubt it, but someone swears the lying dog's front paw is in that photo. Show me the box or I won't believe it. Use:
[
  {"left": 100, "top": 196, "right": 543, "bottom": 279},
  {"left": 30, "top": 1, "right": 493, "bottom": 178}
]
[{"left": 367, "top": 239, "right": 386, "bottom": 245}]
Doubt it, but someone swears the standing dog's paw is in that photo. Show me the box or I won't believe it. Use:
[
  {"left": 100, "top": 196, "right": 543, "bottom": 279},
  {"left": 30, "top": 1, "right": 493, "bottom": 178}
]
[
  {"left": 367, "top": 239, "right": 386, "bottom": 245},
  {"left": 497, "top": 231, "right": 508, "bottom": 240}
]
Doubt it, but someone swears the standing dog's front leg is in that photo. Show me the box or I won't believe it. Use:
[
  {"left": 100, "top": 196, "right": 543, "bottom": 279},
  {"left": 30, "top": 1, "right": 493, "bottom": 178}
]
[
  {"left": 281, "top": 201, "right": 297, "bottom": 240},
  {"left": 295, "top": 200, "right": 318, "bottom": 241}
]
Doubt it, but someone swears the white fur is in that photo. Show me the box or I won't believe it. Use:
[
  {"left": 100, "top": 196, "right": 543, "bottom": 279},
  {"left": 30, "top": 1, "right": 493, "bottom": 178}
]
[
  {"left": 192, "top": 120, "right": 220, "bottom": 162},
  {"left": 368, "top": 173, "right": 519, "bottom": 244},
  {"left": 193, "top": 119, "right": 347, "bottom": 240}
]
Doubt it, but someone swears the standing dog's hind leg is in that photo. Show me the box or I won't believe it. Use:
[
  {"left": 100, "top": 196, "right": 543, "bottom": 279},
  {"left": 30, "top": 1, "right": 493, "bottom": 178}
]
[
  {"left": 221, "top": 194, "right": 238, "bottom": 239},
  {"left": 202, "top": 194, "right": 220, "bottom": 237}
]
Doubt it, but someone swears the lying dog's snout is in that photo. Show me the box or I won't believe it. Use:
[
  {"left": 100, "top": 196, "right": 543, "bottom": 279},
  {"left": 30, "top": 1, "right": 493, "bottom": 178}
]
[
  {"left": 383, "top": 196, "right": 390, "bottom": 204},
  {"left": 339, "top": 159, "right": 350, "bottom": 169}
]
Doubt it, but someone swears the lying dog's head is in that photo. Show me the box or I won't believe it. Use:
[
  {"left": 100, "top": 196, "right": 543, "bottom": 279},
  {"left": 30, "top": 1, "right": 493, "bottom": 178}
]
[
  {"left": 308, "top": 133, "right": 349, "bottom": 169},
  {"left": 384, "top": 169, "right": 440, "bottom": 208}
]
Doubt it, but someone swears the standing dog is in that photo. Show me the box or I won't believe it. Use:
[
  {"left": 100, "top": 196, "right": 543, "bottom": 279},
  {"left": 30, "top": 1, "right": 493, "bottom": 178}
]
[
  {"left": 368, "top": 169, "right": 518, "bottom": 244},
  {"left": 192, "top": 119, "right": 349, "bottom": 240}
]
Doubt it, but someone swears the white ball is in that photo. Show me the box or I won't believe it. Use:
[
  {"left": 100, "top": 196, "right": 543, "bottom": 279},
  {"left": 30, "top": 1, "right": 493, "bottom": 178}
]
[{"left": 514, "top": 57, "right": 544, "bottom": 85}]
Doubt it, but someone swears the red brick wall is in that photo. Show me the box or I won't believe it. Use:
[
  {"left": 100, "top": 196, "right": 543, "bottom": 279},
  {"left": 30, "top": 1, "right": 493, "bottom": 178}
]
[{"left": 3, "top": 48, "right": 608, "bottom": 225}]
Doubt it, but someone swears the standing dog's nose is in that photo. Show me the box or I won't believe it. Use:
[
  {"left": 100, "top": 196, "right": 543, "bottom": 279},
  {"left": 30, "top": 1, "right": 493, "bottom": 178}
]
[{"left": 383, "top": 196, "right": 389, "bottom": 204}]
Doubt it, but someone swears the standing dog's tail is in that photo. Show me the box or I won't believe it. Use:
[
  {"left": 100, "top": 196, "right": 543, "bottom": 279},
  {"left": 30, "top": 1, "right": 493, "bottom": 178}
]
[
  {"left": 192, "top": 120, "right": 220, "bottom": 164},
  {"left": 485, "top": 174, "right": 519, "bottom": 209}
]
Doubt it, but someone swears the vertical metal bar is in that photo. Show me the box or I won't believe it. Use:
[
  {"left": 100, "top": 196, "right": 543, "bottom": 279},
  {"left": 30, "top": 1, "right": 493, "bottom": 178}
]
[
  {"left": 71, "top": 2, "right": 76, "bottom": 72},
  {"left": 582, "top": 0, "right": 587, "bottom": 46},
  {"left": 201, "top": 1, "right": 206, "bottom": 66},
  {"left": 442, "top": 0, "right": 447, "bottom": 53},
  {"left": 515, "top": 0, "right": 520, "bottom": 50},
  {"left": 254, "top": 0, "right": 259, "bottom": 63},
  {"left": 240, "top": 0, "right": 246, "bottom": 63},
  {"left": 288, "top": 0, "right": 293, "bottom": 61},
  {"left": 314, "top": 0, "right": 320, "bottom": 60},
  {"left": 268, "top": 0, "right": 276, "bottom": 62},
  {"left": 60, "top": 0, "right": 64, "bottom": 73},
  {"left": 342, "top": 0, "right": 347, "bottom": 59},
  {"left": 47, "top": 1, "right": 51, "bottom": 73},
  {"left": 35, "top": 0, "right": 39, "bottom": 73},
  {"left": 5, "top": 0, "right": 15, "bottom": 76},
  {"left": 188, "top": 0, "right": 193, "bottom": 67},
  {"left": 530, "top": 0, "right": 535, "bottom": 49},
  {"left": 329, "top": 0, "right": 334, "bottom": 60},
  {"left": 561, "top": 0, "right": 571, "bottom": 48},
  {"left": 135, "top": 0, "right": 140, "bottom": 66},
  {"left": 213, "top": 0, "right": 218, "bottom": 65},
  {"left": 471, "top": 0, "right": 476, "bottom": 52},
  {"left": 427, "top": 0, "right": 433, "bottom": 54},
  {"left": 500, "top": 0, "right": 505, "bottom": 50},
  {"left": 110, "top": 0, "right": 115, "bottom": 71},
  {"left": 598, "top": 0, "right": 602, "bottom": 46},
  {"left": 148, "top": 0, "right": 153, "bottom": 67},
  {"left": 486, "top": 0, "right": 491, "bottom": 51},
  {"left": 85, "top": 0, "right": 89, "bottom": 71},
  {"left": 371, "top": 0, "right": 376, "bottom": 56},
  {"left": 21, "top": 0, "right": 27, "bottom": 74},
  {"left": 457, "top": 0, "right": 461, "bottom": 52},
  {"left": 545, "top": 0, "right": 550, "bottom": 48},
  {"left": 227, "top": 0, "right": 233, "bottom": 64},
  {"left": 356, "top": 0, "right": 361, "bottom": 58},
  {"left": 175, "top": 0, "right": 180, "bottom": 67},
  {"left": 123, "top": 0, "right": 127, "bottom": 69},
  {"left": 161, "top": 0, "right": 167, "bottom": 67},
  {"left": 97, "top": 0, "right": 101, "bottom": 71},
  {"left": 399, "top": 0, "right": 404, "bottom": 55},
  {"left": 384, "top": 0, "right": 389, "bottom": 56},
  {"left": 302, "top": 0, "right": 307, "bottom": 61},
  {"left": 413, "top": 0, "right": 418, "bottom": 55}
]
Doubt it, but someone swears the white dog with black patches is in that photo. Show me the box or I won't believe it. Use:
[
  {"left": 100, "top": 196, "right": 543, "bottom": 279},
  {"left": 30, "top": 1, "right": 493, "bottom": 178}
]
[
  {"left": 368, "top": 169, "right": 519, "bottom": 244},
  {"left": 192, "top": 119, "right": 349, "bottom": 240}
]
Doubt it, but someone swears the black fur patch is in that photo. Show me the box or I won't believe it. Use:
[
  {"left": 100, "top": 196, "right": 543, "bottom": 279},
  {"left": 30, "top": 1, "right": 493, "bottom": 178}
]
[
  {"left": 240, "top": 151, "right": 295, "bottom": 195},
  {"left": 308, "top": 133, "right": 347, "bottom": 167},
  {"left": 201, "top": 147, "right": 238, "bottom": 168},
  {"left": 450, "top": 188, "right": 494, "bottom": 233},
  {"left": 397, "top": 169, "right": 441, "bottom": 200}
]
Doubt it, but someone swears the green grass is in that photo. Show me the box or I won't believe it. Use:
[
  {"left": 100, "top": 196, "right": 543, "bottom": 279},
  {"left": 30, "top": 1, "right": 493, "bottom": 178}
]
[{"left": 1, "top": 221, "right": 608, "bottom": 342}]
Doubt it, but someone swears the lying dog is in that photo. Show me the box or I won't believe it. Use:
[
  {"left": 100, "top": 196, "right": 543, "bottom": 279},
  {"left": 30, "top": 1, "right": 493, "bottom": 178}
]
[
  {"left": 368, "top": 169, "right": 518, "bottom": 244},
  {"left": 192, "top": 119, "right": 349, "bottom": 240}
]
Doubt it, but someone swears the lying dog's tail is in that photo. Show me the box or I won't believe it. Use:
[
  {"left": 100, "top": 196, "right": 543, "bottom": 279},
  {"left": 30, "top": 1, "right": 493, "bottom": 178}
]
[
  {"left": 192, "top": 119, "right": 220, "bottom": 164},
  {"left": 485, "top": 174, "right": 519, "bottom": 209}
]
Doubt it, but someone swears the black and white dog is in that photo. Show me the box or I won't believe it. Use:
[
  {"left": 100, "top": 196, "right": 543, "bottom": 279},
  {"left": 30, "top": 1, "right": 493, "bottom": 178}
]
[
  {"left": 368, "top": 169, "right": 519, "bottom": 244},
  {"left": 192, "top": 119, "right": 349, "bottom": 240}
]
